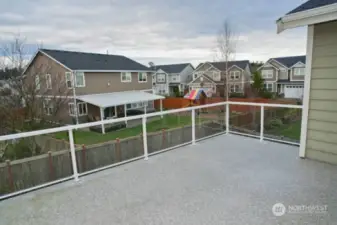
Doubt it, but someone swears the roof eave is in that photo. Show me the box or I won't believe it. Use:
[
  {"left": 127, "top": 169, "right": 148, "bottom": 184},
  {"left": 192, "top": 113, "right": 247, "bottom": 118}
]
[
  {"left": 75, "top": 70, "right": 155, "bottom": 73},
  {"left": 276, "top": 3, "right": 337, "bottom": 33}
]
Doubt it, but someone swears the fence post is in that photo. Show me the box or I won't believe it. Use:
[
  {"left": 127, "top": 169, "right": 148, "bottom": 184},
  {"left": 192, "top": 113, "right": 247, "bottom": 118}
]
[
  {"left": 82, "top": 145, "right": 86, "bottom": 172},
  {"left": 48, "top": 151, "right": 54, "bottom": 181},
  {"left": 115, "top": 138, "right": 121, "bottom": 162},
  {"left": 192, "top": 109, "right": 196, "bottom": 145},
  {"left": 162, "top": 129, "right": 166, "bottom": 149},
  {"left": 68, "top": 129, "right": 79, "bottom": 181},
  {"left": 226, "top": 103, "right": 229, "bottom": 134},
  {"left": 6, "top": 160, "right": 14, "bottom": 192},
  {"left": 142, "top": 117, "right": 149, "bottom": 160},
  {"left": 260, "top": 105, "right": 264, "bottom": 142}
]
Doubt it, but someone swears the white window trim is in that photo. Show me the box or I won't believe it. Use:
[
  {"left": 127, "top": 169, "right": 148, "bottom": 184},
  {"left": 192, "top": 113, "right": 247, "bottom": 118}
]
[
  {"left": 293, "top": 67, "right": 305, "bottom": 76},
  {"left": 230, "top": 84, "right": 241, "bottom": 93},
  {"left": 75, "top": 72, "right": 86, "bottom": 87},
  {"left": 121, "top": 72, "right": 132, "bottom": 83},
  {"left": 69, "top": 102, "right": 88, "bottom": 116},
  {"left": 264, "top": 83, "right": 273, "bottom": 92},
  {"left": 138, "top": 72, "right": 147, "bottom": 83},
  {"left": 43, "top": 99, "right": 53, "bottom": 115},
  {"left": 35, "top": 75, "right": 40, "bottom": 90},
  {"left": 156, "top": 73, "right": 166, "bottom": 83},
  {"left": 262, "top": 70, "right": 273, "bottom": 79},
  {"left": 46, "top": 74, "right": 52, "bottom": 89},
  {"left": 65, "top": 72, "right": 73, "bottom": 89},
  {"left": 229, "top": 71, "right": 240, "bottom": 81}
]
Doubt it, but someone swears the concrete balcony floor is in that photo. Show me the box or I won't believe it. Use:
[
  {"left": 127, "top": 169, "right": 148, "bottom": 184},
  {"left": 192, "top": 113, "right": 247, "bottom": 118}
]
[{"left": 1, "top": 134, "right": 337, "bottom": 225}]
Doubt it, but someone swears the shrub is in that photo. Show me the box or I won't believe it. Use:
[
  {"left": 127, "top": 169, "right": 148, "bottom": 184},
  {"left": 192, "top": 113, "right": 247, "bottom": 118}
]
[
  {"left": 260, "top": 91, "right": 273, "bottom": 99},
  {"left": 265, "top": 118, "right": 283, "bottom": 130},
  {"left": 229, "top": 93, "right": 246, "bottom": 98}
]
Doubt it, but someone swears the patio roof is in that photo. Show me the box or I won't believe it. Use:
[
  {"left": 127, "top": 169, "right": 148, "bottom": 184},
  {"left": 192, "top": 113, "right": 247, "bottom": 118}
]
[{"left": 76, "top": 91, "right": 165, "bottom": 108}]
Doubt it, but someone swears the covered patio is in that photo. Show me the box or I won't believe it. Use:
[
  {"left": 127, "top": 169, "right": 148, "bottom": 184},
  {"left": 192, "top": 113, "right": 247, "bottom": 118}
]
[{"left": 76, "top": 91, "right": 165, "bottom": 134}]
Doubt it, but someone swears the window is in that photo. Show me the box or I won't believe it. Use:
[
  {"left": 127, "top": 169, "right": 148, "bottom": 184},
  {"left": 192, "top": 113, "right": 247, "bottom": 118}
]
[
  {"left": 294, "top": 67, "right": 305, "bottom": 76},
  {"left": 43, "top": 99, "right": 53, "bottom": 115},
  {"left": 262, "top": 70, "right": 273, "bottom": 79},
  {"left": 156, "top": 74, "right": 166, "bottom": 82},
  {"left": 230, "top": 85, "right": 240, "bottom": 93},
  {"left": 138, "top": 72, "right": 147, "bottom": 83},
  {"left": 264, "top": 83, "right": 273, "bottom": 92},
  {"left": 35, "top": 75, "right": 40, "bottom": 90},
  {"left": 229, "top": 71, "right": 240, "bottom": 80},
  {"left": 212, "top": 72, "right": 221, "bottom": 81},
  {"left": 75, "top": 72, "right": 85, "bottom": 87},
  {"left": 121, "top": 72, "right": 132, "bottom": 82},
  {"left": 65, "top": 72, "right": 73, "bottom": 88},
  {"left": 46, "top": 74, "right": 52, "bottom": 89},
  {"left": 69, "top": 102, "right": 87, "bottom": 116}
]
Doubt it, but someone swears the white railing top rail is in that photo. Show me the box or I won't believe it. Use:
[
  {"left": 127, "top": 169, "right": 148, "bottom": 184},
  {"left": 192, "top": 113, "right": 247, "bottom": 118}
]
[{"left": 0, "top": 101, "right": 303, "bottom": 142}]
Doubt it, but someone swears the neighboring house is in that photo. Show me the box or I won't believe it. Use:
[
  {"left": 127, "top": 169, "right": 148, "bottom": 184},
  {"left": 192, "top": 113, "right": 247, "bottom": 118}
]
[
  {"left": 277, "top": 0, "right": 337, "bottom": 164},
  {"left": 151, "top": 63, "right": 194, "bottom": 96},
  {"left": 258, "top": 55, "right": 306, "bottom": 99},
  {"left": 188, "top": 61, "right": 252, "bottom": 97},
  {"left": 23, "top": 49, "right": 163, "bottom": 127}
]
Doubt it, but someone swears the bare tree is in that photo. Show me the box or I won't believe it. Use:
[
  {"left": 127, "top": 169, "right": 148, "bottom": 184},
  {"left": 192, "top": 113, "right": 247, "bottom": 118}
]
[
  {"left": 0, "top": 34, "right": 71, "bottom": 133},
  {"left": 214, "top": 19, "right": 237, "bottom": 101}
]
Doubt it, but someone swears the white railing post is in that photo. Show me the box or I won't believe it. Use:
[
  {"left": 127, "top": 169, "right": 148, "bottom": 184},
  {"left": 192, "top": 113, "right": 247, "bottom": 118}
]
[
  {"left": 142, "top": 117, "right": 149, "bottom": 160},
  {"left": 68, "top": 128, "right": 79, "bottom": 181},
  {"left": 226, "top": 103, "right": 229, "bottom": 134},
  {"left": 260, "top": 105, "right": 264, "bottom": 142},
  {"left": 192, "top": 109, "right": 196, "bottom": 145}
]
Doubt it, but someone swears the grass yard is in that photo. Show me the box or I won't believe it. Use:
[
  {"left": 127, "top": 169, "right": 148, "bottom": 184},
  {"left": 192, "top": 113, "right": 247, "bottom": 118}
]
[
  {"left": 269, "top": 120, "right": 302, "bottom": 140},
  {"left": 53, "top": 114, "right": 208, "bottom": 145}
]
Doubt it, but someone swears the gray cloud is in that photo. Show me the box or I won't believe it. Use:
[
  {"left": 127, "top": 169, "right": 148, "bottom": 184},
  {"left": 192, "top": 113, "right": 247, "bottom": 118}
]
[{"left": 0, "top": 0, "right": 307, "bottom": 65}]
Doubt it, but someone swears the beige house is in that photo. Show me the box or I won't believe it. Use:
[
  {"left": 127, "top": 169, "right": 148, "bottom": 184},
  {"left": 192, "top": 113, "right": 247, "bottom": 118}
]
[
  {"left": 277, "top": 0, "right": 337, "bottom": 164},
  {"left": 188, "top": 61, "right": 252, "bottom": 97},
  {"left": 258, "top": 56, "right": 305, "bottom": 98},
  {"left": 23, "top": 49, "right": 164, "bottom": 131}
]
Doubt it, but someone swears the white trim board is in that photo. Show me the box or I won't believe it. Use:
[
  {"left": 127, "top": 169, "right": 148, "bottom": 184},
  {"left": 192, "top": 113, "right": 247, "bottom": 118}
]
[
  {"left": 299, "top": 25, "right": 314, "bottom": 158},
  {"left": 277, "top": 3, "right": 337, "bottom": 33}
]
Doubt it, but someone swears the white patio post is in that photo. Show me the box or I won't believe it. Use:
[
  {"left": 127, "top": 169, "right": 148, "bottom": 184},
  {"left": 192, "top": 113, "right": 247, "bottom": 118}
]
[
  {"left": 68, "top": 128, "right": 79, "bottom": 181},
  {"left": 260, "top": 105, "right": 264, "bottom": 142},
  {"left": 142, "top": 117, "right": 149, "bottom": 160},
  {"left": 144, "top": 103, "right": 147, "bottom": 114},
  {"left": 226, "top": 103, "right": 229, "bottom": 134},
  {"left": 124, "top": 104, "right": 128, "bottom": 125},
  {"left": 191, "top": 109, "right": 196, "bottom": 145},
  {"left": 160, "top": 99, "right": 163, "bottom": 118},
  {"left": 114, "top": 106, "right": 117, "bottom": 117},
  {"left": 100, "top": 107, "right": 105, "bottom": 134}
]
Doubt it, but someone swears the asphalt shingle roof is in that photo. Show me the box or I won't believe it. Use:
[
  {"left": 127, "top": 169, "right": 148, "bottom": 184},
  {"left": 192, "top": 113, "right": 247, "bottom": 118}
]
[
  {"left": 40, "top": 49, "right": 150, "bottom": 71},
  {"left": 196, "top": 60, "right": 250, "bottom": 71},
  {"left": 152, "top": 63, "right": 192, "bottom": 74},
  {"left": 271, "top": 55, "right": 306, "bottom": 68},
  {"left": 287, "top": 0, "right": 337, "bottom": 15}
]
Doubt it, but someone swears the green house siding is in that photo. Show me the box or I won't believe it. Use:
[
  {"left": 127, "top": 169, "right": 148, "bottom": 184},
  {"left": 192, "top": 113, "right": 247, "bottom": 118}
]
[{"left": 306, "top": 21, "right": 337, "bottom": 164}]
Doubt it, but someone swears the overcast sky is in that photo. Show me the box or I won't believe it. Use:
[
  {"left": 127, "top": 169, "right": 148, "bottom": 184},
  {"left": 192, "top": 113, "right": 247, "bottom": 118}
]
[{"left": 0, "top": 0, "right": 307, "bottom": 66}]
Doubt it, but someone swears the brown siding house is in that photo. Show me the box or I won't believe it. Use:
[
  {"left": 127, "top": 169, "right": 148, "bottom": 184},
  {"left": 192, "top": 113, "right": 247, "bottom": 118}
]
[{"left": 23, "top": 49, "right": 156, "bottom": 125}]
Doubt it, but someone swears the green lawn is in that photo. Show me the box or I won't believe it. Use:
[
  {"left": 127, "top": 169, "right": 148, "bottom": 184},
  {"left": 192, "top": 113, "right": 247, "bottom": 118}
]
[
  {"left": 269, "top": 120, "right": 302, "bottom": 140},
  {"left": 53, "top": 115, "right": 205, "bottom": 145}
]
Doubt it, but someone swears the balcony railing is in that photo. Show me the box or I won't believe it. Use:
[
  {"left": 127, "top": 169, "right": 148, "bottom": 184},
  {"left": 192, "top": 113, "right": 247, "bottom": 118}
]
[{"left": 0, "top": 101, "right": 303, "bottom": 200}]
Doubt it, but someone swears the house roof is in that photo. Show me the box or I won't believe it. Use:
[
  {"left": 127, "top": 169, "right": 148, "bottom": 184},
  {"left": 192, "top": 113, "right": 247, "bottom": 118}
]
[
  {"left": 271, "top": 55, "right": 306, "bottom": 68},
  {"left": 40, "top": 49, "right": 151, "bottom": 71},
  {"left": 277, "top": 0, "right": 337, "bottom": 33},
  {"left": 152, "top": 63, "right": 192, "bottom": 74},
  {"left": 287, "top": 0, "right": 337, "bottom": 15},
  {"left": 197, "top": 60, "right": 250, "bottom": 71}
]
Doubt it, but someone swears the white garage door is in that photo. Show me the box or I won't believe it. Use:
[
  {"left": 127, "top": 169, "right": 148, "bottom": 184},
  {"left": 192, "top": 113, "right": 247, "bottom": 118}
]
[{"left": 284, "top": 85, "right": 304, "bottom": 99}]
